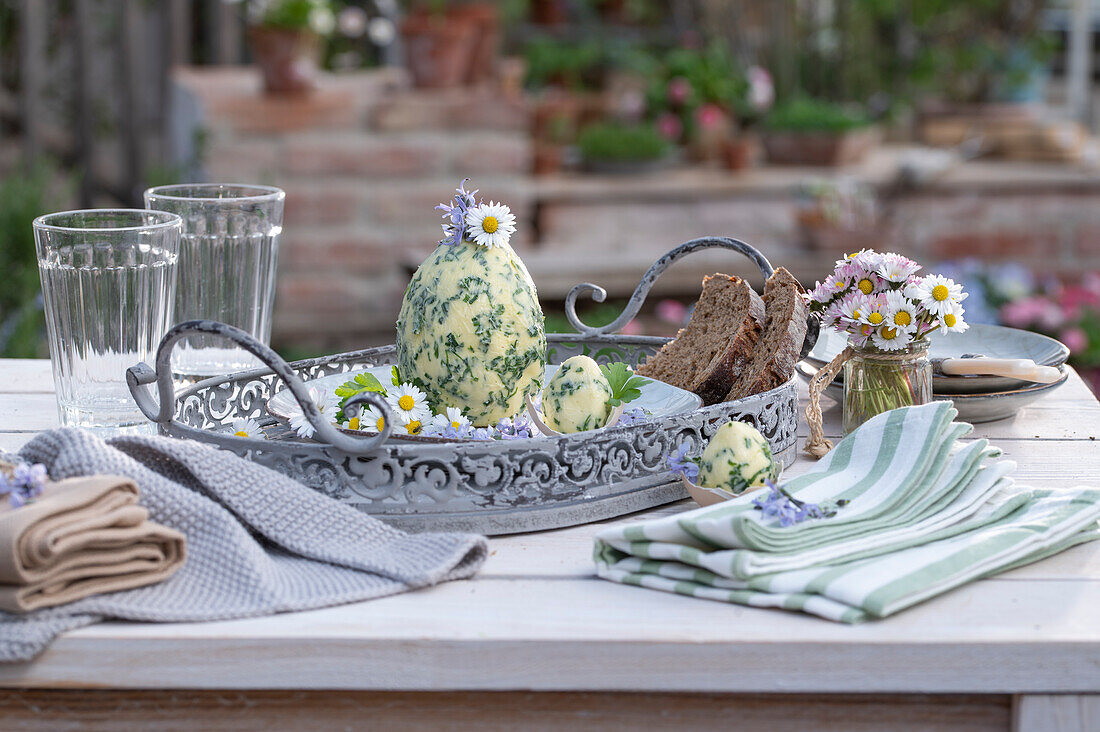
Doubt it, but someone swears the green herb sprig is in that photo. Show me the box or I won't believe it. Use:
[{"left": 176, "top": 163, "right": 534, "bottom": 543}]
[
  {"left": 334, "top": 372, "right": 387, "bottom": 424},
  {"left": 601, "top": 362, "right": 651, "bottom": 407}
]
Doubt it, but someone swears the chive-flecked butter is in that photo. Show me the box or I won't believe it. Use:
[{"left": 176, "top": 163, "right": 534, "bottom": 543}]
[
  {"left": 542, "top": 355, "right": 613, "bottom": 433},
  {"left": 698, "top": 421, "right": 780, "bottom": 494},
  {"left": 395, "top": 238, "right": 547, "bottom": 426}
]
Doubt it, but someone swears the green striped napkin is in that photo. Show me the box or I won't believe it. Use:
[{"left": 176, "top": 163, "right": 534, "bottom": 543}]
[{"left": 593, "top": 403, "right": 1100, "bottom": 622}]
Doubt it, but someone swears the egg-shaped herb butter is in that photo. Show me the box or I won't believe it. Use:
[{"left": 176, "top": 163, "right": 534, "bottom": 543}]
[
  {"left": 698, "top": 421, "right": 779, "bottom": 495},
  {"left": 542, "top": 355, "right": 614, "bottom": 433},
  {"left": 396, "top": 239, "right": 547, "bottom": 426}
]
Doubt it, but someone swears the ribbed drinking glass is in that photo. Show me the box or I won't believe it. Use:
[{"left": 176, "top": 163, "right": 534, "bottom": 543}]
[
  {"left": 34, "top": 209, "right": 181, "bottom": 433},
  {"left": 144, "top": 184, "right": 285, "bottom": 377}
]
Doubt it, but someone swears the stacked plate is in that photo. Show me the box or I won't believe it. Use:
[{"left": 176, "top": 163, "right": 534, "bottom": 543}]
[{"left": 799, "top": 324, "right": 1070, "bottom": 423}]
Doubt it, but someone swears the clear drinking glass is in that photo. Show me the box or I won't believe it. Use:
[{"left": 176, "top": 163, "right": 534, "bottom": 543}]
[
  {"left": 33, "top": 209, "right": 182, "bottom": 433},
  {"left": 143, "top": 184, "right": 285, "bottom": 377}
]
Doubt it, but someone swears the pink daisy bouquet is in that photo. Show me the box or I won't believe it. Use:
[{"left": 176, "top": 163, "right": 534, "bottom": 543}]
[
  {"left": 807, "top": 249, "right": 970, "bottom": 351},
  {"left": 805, "top": 250, "right": 970, "bottom": 432}
]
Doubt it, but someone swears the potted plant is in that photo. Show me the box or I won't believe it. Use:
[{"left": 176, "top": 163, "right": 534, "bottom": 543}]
[
  {"left": 400, "top": 1, "right": 479, "bottom": 88},
  {"left": 645, "top": 43, "right": 742, "bottom": 164},
  {"left": 762, "top": 97, "right": 879, "bottom": 166},
  {"left": 240, "top": 0, "right": 336, "bottom": 95},
  {"left": 577, "top": 121, "right": 670, "bottom": 174}
]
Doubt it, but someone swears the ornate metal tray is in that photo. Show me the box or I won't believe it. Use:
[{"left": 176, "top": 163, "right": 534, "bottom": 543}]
[{"left": 126, "top": 238, "right": 816, "bottom": 535}]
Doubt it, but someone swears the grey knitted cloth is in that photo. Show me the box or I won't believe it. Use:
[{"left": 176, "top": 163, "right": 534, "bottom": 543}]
[{"left": 0, "top": 429, "right": 488, "bottom": 662}]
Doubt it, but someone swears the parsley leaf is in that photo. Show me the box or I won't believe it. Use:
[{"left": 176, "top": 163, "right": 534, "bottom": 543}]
[
  {"left": 334, "top": 372, "right": 387, "bottom": 423},
  {"left": 601, "top": 362, "right": 651, "bottom": 406},
  {"left": 391, "top": 365, "right": 402, "bottom": 387}
]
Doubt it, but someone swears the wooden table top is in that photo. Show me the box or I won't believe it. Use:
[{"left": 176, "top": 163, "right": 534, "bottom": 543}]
[{"left": 0, "top": 358, "right": 1097, "bottom": 694}]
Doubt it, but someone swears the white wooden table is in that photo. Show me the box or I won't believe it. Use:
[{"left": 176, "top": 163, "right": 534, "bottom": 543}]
[{"left": 0, "top": 358, "right": 1098, "bottom": 731}]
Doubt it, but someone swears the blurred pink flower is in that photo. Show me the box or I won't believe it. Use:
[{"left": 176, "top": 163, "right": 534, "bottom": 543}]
[
  {"left": 656, "top": 299, "right": 689, "bottom": 325},
  {"left": 666, "top": 77, "right": 692, "bottom": 105},
  {"left": 1061, "top": 326, "right": 1088, "bottom": 353},
  {"left": 1000, "top": 296, "right": 1064, "bottom": 330},
  {"left": 1059, "top": 284, "right": 1100, "bottom": 312},
  {"left": 620, "top": 318, "right": 643, "bottom": 336},
  {"left": 655, "top": 113, "right": 683, "bottom": 141},
  {"left": 695, "top": 103, "right": 726, "bottom": 129}
]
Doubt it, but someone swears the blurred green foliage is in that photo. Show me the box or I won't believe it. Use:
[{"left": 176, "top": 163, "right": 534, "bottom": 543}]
[
  {"left": 524, "top": 36, "right": 656, "bottom": 91},
  {"left": 0, "top": 161, "right": 71, "bottom": 358},
  {"left": 544, "top": 301, "right": 624, "bottom": 334},
  {"left": 577, "top": 121, "right": 669, "bottom": 162},
  {"left": 765, "top": 96, "right": 871, "bottom": 132},
  {"left": 251, "top": 0, "right": 334, "bottom": 30}
]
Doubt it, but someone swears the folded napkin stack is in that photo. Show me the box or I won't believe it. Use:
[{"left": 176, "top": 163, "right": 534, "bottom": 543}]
[
  {"left": 594, "top": 401, "right": 1100, "bottom": 622},
  {"left": 0, "top": 474, "right": 185, "bottom": 613}
]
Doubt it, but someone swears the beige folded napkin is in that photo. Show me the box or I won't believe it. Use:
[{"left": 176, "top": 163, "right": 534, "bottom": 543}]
[{"left": 0, "top": 475, "right": 185, "bottom": 612}]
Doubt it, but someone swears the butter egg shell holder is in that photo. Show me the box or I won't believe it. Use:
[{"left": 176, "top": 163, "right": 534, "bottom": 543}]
[{"left": 681, "top": 475, "right": 767, "bottom": 508}]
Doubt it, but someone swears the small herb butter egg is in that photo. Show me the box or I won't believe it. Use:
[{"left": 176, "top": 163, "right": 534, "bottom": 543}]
[
  {"left": 395, "top": 239, "right": 547, "bottom": 427},
  {"left": 698, "top": 421, "right": 780, "bottom": 495},
  {"left": 542, "top": 355, "right": 614, "bottom": 433}
]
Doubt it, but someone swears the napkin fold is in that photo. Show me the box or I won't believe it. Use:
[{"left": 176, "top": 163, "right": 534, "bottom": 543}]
[
  {"left": 0, "top": 475, "right": 185, "bottom": 612},
  {"left": 594, "top": 402, "right": 1100, "bottom": 622}
]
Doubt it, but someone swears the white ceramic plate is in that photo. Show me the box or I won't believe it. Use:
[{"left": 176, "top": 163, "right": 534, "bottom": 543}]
[
  {"left": 267, "top": 364, "right": 703, "bottom": 442},
  {"left": 807, "top": 324, "right": 1070, "bottom": 395},
  {"left": 795, "top": 360, "right": 1068, "bottom": 423}
]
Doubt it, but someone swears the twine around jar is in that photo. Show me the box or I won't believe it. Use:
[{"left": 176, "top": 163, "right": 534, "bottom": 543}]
[{"left": 803, "top": 346, "right": 916, "bottom": 459}]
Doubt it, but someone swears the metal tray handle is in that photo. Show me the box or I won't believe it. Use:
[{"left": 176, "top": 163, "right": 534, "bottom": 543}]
[
  {"left": 564, "top": 236, "right": 818, "bottom": 358},
  {"left": 127, "top": 320, "right": 393, "bottom": 454}
]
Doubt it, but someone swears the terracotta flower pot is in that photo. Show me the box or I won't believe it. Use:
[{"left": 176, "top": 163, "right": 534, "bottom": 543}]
[
  {"left": 451, "top": 3, "right": 500, "bottom": 85},
  {"left": 723, "top": 134, "right": 762, "bottom": 171},
  {"left": 762, "top": 126, "right": 881, "bottom": 166},
  {"left": 400, "top": 11, "right": 478, "bottom": 89},
  {"left": 247, "top": 27, "right": 321, "bottom": 96}
]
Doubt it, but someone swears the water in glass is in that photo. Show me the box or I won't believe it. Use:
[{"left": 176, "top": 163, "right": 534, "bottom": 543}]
[
  {"left": 34, "top": 210, "right": 181, "bottom": 433},
  {"left": 144, "top": 184, "right": 284, "bottom": 377}
]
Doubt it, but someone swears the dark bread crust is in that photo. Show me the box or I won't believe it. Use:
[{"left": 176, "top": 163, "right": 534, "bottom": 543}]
[
  {"left": 729, "top": 267, "right": 808, "bottom": 399},
  {"left": 691, "top": 285, "right": 765, "bottom": 405},
  {"left": 636, "top": 274, "right": 753, "bottom": 393}
]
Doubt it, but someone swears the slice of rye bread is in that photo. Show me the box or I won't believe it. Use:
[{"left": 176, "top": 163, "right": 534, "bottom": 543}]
[
  {"left": 636, "top": 274, "right": 765, "bottom": 404},
  {"left": 726, "top": 267, "right": 808, "bottom": 400}
]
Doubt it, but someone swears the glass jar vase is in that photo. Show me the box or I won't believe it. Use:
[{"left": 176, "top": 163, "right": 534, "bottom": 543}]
[{"left": 842, "top": 338, "right": 932, "bottom": 434}]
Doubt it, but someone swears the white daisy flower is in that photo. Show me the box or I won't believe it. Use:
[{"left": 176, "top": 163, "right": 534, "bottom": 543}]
[
  {"left": 386, "top": 382, "right": 431, "bottom": 425},
  {"left": 877, "top": 254, "right": 921, "bottom": 283},
  {"left": 939, "top": 300, "right": 969, "bottom": 333},
  {"left": 852, "top": 249, "right": 884, "bottom": 273},
  {"left": 431, "top": 406, "right": 472, "bottom": 433},
  {"left": 884, "top": 290, "right": 919, "bottom": 333},
  {"left": 852, "top": 271, "right": 881, "bottom": 296},
  {"left": 835, "top": 249, "right": 877, "bottom": 270},
  {"left": 347, "top": 404, "right": 389, "bottom": 434},
  {"left": 464, "top": 202, "right": 516, "bottom": 249},
  {"left": 807, "top": 280, "right": 835, "bottom": 305},
  {"left": 858, "top": 294, "right": 890, "bottom": 328},
  {"left": 289, "top": 386, "right": 339, "bottom": 439},
  {"left": 915, "top": 274, "right": 967, "bottom": 317},
  {"left": 823, "top": 272, "right": 851, "bottom": 298},
  {"left": 849, "top": 322, "right": 875, "bottom": 349},
  {"left": 836, "top": 293, "right": 866, "bottom": 325},
  {"left": 230, "top": 418, "right": 264, "bottom": 440},
  {"left": 872, "top": 324, "right": 913, "bottom": 351}
]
